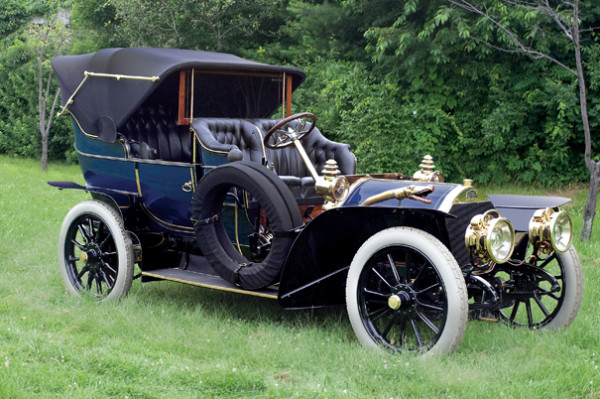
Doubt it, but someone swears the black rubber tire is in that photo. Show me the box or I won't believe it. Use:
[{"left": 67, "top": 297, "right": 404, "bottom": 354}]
[{"left": 192, "top": 161, "right": 302, "bottom": 289}]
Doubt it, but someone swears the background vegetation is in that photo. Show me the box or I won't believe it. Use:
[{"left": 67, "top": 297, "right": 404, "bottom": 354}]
[
  {"left": 1, "top": 155, "right": 599, "bottom": 398},
  {"left": 1, "top": 0, "right": 599, "bottom": 185}
]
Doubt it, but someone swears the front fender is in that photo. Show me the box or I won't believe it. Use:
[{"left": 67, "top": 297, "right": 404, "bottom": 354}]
[
  {"left": 277, "top": 206, "right": 452, "bottom": 309},
  {"left": 488, "top": 194, "right": 571, "bottom": 232}
]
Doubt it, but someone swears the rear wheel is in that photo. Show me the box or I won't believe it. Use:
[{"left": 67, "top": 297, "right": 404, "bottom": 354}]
[
  {"left": 497, "top": 246, "right": 583, "bottom": 329},
  {"left": 346, "top": 227, "right": 468, "bottom": 355},
  {"left": 58, "top": 200, "right": 134, "bottom": 301}
]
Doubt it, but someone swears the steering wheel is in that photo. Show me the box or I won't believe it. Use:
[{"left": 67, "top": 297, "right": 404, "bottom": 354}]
[{"left": 264, "top": 112, "right": 316, "bottom": 149}]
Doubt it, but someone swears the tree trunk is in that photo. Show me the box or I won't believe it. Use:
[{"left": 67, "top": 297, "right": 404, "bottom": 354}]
[
  {"left": 581, "top": 161, "right": 600, "bottom": 241},
  {"left": 571, "top": 0, "right": 597, "bottom": 241},
  {"left": 41, "top": 134, "right": 48, "bottom": 172}
]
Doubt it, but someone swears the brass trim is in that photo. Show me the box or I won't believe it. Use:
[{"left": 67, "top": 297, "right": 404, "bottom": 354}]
[
  {"left": 79, "top": 252, "right": 89, "bottom": 264},
  {"left": 141, "top": 270, "right": 278, "bottom": 299},
  {"left": 190, "top": 68, "right": 195, "bottom": 122},
  {"left": 345, "top": 176, "right": 372, "bottom": 201},
  {"left": 134, "top": 165, "right": 143, "bottom": 196},
  {"left": 69, "top": 113, "right": 102, "bottom": 140},
  {"left": 84, "top": 71, "right": 159, "bottom": 81},
  {"left": 134, "top": 162, "right": 194, "bottom": 233},
  {"left": 75, "top": 146, "right": 200, "bottom": 168},
  {"left": 253, "top": 125, "right": 268, "bottom": 162},
  {"left": 438, "top": 185, "right": 490, "bottom": 213},
  {"left": 58, "top": 71, "right": 159, "bottom": 116},
  {"left": 191, "top": 126, "right": 230, "bottom": 157},
  {"left": 58, "top": 75, "right": 90, "bottom": 116},
  {"left": 181, "top": 181, "right": 193, "bottom": 192},
  {"left": 360, "top": 185, "right": 433, "bottom": 207},
  {"left": 388, "top": 295, "right": 401, "bottom": 310}
]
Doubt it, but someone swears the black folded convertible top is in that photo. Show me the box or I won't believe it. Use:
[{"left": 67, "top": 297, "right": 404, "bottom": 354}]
[{"left": 52, "top": 48, "right": 306, "bottom": 137}]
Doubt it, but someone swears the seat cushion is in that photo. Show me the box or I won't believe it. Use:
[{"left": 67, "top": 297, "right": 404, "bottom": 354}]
[
  {"left": 252, "top": 118, "right": 356, "bottom": 177},
  {"left": 191, "top": 118, "right": 265, "bottom": 164},
  {"left": 120, "top": 104, "right": 193, "bottom": 162}
]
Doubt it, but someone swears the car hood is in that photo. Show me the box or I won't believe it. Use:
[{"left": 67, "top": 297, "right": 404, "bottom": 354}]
[{"left": 342, "top": 178, "right": 474, "bottom": 213}]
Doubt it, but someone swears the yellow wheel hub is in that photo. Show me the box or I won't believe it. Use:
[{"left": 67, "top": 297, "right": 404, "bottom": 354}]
[{"left": 388, "top": 294, "right": 402, "bottom": 310}]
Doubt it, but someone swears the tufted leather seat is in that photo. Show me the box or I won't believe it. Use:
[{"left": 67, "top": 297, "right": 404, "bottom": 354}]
[
  {"left": 252, "top": 119, "right": 356, "bottom": 177},
  {"left": 191, "top": 117, "right": 356, "bottom": 204},
  {"left": 120, "top": 104, "right": 193, "bottom": 162},
  {"left": 191, "top": 118, "right": 264, "bottom": 163},
  {"left": 254, "top": 119, "right": 356, "bottom": 204}
]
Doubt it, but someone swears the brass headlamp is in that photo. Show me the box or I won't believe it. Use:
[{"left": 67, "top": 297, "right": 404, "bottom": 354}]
[
  {"left": 528, "top": 207, "right": 573, "bottom": 253},
  {"left": 465, "top": 210, "right": 515, "bottom": 264}
]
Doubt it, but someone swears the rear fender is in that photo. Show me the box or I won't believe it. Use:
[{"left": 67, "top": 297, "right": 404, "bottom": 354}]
[
  {"left": 47, "top": 180, "right": 131, "bottom": 217},
  {"left": 278, "top": 206, "right": 452, "bottom": 309}
]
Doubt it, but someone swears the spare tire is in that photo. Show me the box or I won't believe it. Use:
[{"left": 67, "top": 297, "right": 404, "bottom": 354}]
[{"left": 192, "top": 161, "right": 303, "bottom": 289}]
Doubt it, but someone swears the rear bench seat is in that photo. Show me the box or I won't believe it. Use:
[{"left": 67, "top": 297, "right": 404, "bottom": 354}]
[{"left": 120, "top": 104, "right": 194, "bottom": 163}]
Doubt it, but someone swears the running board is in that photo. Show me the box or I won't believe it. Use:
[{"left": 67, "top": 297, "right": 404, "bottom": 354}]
[{"left": 141, "top": 268, "right": 279, "bottom": 299}]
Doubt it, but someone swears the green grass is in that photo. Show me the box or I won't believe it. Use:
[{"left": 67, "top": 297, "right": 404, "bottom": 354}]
[{"left": 1, "top": 155, "right": 599, "bottom": 398}]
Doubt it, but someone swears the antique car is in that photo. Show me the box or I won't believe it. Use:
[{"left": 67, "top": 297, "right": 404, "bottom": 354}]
[{"left": 49, "top": 48, "right": 583, "bottom": 355}]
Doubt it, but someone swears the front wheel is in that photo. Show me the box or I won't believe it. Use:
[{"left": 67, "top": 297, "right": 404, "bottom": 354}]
[
  {"left": 497, "top": 246, "right": 583, "bottom": 329},
  {"left": 346, "top": 227, "right": 468, "bottom": 355},
  {"left": 58, "top": 200, "right": 134, "bottom": 301}
]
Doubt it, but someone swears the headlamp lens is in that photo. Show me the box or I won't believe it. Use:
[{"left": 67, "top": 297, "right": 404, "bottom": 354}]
[
  {"left": 528, "top": 208, "right": 573, "bottom": 253},
  {"left": 551, "top": 211, "right": 573, "bottom": 253},
  {"left": 487, "top": 218, "right": 515, "bottom": 263},
  {"left": 465, "top": 210, "right": 515, "bottom": 264},
  {"left": 331, "top": 176, "right": 349, "bottom": 201}
]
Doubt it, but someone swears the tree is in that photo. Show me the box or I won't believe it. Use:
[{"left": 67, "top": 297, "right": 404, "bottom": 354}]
[
  {"left": 70, "top": 0, "right": 128, "bottom": 50},
  {"left": 107, "top": 0, "right": 284, "bottom": 52},
  {"left": 437, "top": 0, "right": 599, "bottom": 240},
  {"left": 27, "top": 8, "right": 71, "bottom": 171},
  {"left": 0, "top": 0, "right": 30, "bottom": 38}
]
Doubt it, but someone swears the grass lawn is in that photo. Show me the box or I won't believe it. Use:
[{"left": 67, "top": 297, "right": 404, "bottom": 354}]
[{"left": 1, "top": 155, "right": 599, "bottom": 398}]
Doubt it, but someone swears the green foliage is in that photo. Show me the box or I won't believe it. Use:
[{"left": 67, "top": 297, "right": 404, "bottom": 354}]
[
  {"left": 0, "top": 35, "right": 39, "bottom": 158},
  {"left": 105, "top": 0, "right": 285, "bottom": 52},
  {"left": 264, "top": 0, "right": 368, "bottom": 63},
  {"left": 0, "top": 1, "right": 75, "bottom": 164},
  {"left": 0, "top": 0, "right": 30, "bottom": 38},
  {"left": 291, "top": 60, "right": 460, "bottom": 175},
  {"left": 70, "top": 0, "right": 127, "bottom": 51},
  {"left": 355, "top": 0, "right": 600, "bottom": 185}
]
